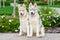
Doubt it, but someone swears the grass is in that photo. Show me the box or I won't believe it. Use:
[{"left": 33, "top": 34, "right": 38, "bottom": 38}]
[{"left": 0, "top": 6, "right": 13, "bottom": 15}]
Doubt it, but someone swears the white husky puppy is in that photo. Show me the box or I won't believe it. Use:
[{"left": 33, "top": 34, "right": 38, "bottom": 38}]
[
  {"left": 29, "top": 3, "right": 45, "bottom": 37},
  {"left": 18, "top": 4, "right": 30, "bottom": 36}
]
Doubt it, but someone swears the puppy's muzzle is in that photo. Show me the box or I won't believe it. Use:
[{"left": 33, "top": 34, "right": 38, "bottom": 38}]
[
  {"left": 21, "top": 13, "right": 24, "bottom": 16},
  {"left": 31, "top": 12, "right": 34, "bottom": 15}
]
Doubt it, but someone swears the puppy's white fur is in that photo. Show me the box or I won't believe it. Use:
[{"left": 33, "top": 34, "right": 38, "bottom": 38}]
[
  {"left": 29, "top": 3, "right": 45, "bottom": 37},
  {"left": 18, "top": 4, "right": 30, "bottom": 36}
]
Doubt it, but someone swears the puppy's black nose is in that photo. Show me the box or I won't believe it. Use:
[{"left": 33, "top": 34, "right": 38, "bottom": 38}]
[
  {"left": 31, "top": 12, "right": 34, "bottom": 14},
  {"left": 21, "top": 13, "right": 23, "bottom": 15}
]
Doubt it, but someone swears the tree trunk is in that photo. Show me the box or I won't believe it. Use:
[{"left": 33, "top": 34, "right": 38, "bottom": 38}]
[
  {"left": 24, "top": 0, "right": 28, "bottom": 2},
  {"left": 47, "top": 0, "right": 49, "bottom": 6},
  {"left": 53, "top": 0, "right": 54, "bottom": 6},
  {"left": 0, "top": 0, "right": 1, "bottom": 7},
  {"left": 3, "top": 0, "right": 5, "bottom": 7},
  {"left": 40, "top": 0, "right": 44, "bottom": 2},
  {"left": 13, "top": 0, "right": 16, "bottom": 17},
  {"left": 48, "top": 0, "right": 53, "bottom": 6},
  {"left": 50, "top": 0, "right": 53, "bottom": 6}
]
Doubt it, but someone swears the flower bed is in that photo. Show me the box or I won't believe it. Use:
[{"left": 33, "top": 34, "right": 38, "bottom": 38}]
[
  {"left": 39, "top": 6, "right": 60, "bottom": 28},
  {"left": 0, "top": 15, "right": 19, "bottom": 33}
]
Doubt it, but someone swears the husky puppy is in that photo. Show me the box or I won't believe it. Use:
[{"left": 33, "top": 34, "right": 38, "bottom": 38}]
[
  {"left": 18, "top": 4, "right": 30, "bottom": 36},
  {"left": 29, "top": 3, "right": 45, "bottom": 37}
]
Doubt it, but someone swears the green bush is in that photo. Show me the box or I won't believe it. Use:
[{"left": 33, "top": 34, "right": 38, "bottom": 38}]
[
  {"left": 1, "top": 0, "right": 13, "bottom": 6},
  {"left": 5, "top": 2, "right": 10, "bottom": 6},
  {"left": 35, "top": 1, "right": 47, "bottom": 5},
  {"left": 54, "top": 1, "right": 60, "bottom": 5},
  {"left": 39, "top": 6, "right": 60, "bottom": 28},
  {"left": 1, "top": 0, "right": 19, "bottom": 6},
  {"left": 0, "top": 6, "right": 13, "bottom": 15},
  {"left": 0, "top": 15, "right": 19, "bottom": 32}
]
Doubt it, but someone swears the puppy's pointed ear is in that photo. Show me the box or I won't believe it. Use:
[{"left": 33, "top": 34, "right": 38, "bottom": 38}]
[
  {"left": 29, "top": 3, "right": 32, "bottom": 7},
  {"left": 34, "top": 3, "right": 37, "bottom": 7},
  {"left": 22, "top": 4, "right": 26, "bottom": 8},
  {"left": 34, "top": 3, "right": 38, "bottom": 10},
  {"left": 18, "top": 4, "right": 20, "bottom": 8}
]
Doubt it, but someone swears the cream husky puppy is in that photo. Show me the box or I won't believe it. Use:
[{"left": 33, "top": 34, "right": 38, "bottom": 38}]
[
  {"left": 29, "top": 3, "right": 45, "bottom": 37},
  {"left": 18, "top": 4, "right": 30, "bottom": 36}
]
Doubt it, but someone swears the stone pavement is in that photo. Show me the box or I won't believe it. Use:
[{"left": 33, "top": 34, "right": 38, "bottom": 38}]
[
  {"left": 0, "top": 33, "right": 60, "bottom": 40},
  {"left": 55, "top": 8, "right": 60, "bottom": 15}
]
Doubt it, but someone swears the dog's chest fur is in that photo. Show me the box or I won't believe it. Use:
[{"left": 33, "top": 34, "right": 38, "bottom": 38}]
[
  {"left": 30, "top": 15, "right": 39, "bottom": 32},
  {"left": 31, "top": 17, "right": 37, "bottom": 25},
  {"left": 20, "top": 15, "right": 28, "bottom": 33},
  {"left": 30, "top": 15, "right": 39, "bottom": 22},
  {"left": 20, "top": 15, "right": 28, "bottom": 20}
]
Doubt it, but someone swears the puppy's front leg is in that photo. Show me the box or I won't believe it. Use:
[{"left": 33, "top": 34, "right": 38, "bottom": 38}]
[
  {"left": 27, "top": 24, "right": 30, "bottom": 36},
  {"left": 36, "top": 25, "right": 40, "bottom": 37},
  {"left": 19, "top": 26, "right": 23, "bottom": 36},
  {"left": 40, "top": 27, "right": 45, "bottom": 37},
  {"left": 29, "top": 24, "right": 33, "bottom": 37}
]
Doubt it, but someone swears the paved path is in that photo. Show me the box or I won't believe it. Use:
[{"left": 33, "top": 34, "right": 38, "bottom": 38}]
[
  {"left": 0, "top": 33, "right": 60, "bottom": 40},
  {"left": 55, "top": 8, "right": 60, "bottom": 15}
]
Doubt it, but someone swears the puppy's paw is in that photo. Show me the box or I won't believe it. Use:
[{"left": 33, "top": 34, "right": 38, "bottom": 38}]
[
  {"left": 36, "top": 34, "right": 45, "bottom": 37},
  {"left": 27, "top": 34, "right": 33, "bottom": 37},
  {"left": 39, "top": 34, "right": 45, "bottom": 37},
  {"left": 19, "top": 33, "right": 22, "bottom": 36},
  {"left": 36, "top": 35, "right": 40, "bottom": 37},
  {"left": 27, "top": 34, "right": 29, "bottom": 36}
]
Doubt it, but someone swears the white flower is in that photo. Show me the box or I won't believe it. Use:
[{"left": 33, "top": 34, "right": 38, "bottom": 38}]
[
  {"left": 2, "top": 26, "right": 4, "bottom": 28},
  {"left": 52, "top": 19, "right": 56, "bottom": 23},
  {"left": 49, "top": 11, "right": 51, "bottom": 14},
  {"left": 56, "top": 15, "right": 59, "bottom": 17},
  {"left": 54, "top": 14, "right": 56, "bottom": 17},
  {"left": 1, "top": 15, "right": 5, "bottom": 18},
  {"left": 40, "top": 15, "right": 42, "bottom": 17},
  {"left": 49, "top": 24, "right": 51, "bottom": 26},
  {"left": 15, "top": 30, "right": 18, "bottom": 32},
  {"left": 57, "top": 18, "right": 58, "bottom": 20},
  {"left": 9, "top": 19, "right": 13, "bottom": 22},
  {"left": 53, "top": 8, "right": 55, "bottom": 10},
  {"left": 18, "top": 27, "right": 20, "bottom": 29}
]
